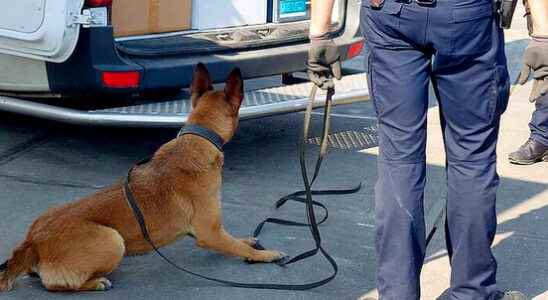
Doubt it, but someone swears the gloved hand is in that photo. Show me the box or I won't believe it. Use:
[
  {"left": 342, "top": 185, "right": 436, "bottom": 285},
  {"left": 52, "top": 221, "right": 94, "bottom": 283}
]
[
  {"left": 518, "top": 38, "right": 548, "bottom": 103},
  {"left": 307, "top": 34, "right": 342, "bottom": 90}
]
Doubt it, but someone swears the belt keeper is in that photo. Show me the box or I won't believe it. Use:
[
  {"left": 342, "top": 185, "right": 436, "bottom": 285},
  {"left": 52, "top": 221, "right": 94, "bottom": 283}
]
[{"left": 416, "top": 0, "right": 436, "bottom": 5}]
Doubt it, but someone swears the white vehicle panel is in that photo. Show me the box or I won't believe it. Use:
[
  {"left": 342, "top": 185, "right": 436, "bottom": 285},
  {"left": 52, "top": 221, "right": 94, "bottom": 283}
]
[
  {"left": 0, "top": 0, "right": 84, "bottom": 63},
  {"left": 0, "top": 54, "right": 49, "bottom": 92},
  {"left": 0, "top": 0, "right": 45, "bottom": 33}
]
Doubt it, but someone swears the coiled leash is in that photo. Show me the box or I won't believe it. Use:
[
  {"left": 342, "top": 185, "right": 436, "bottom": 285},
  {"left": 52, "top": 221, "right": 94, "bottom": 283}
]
[
  {"left": 250, "top": 85, "right": 362, "bottom": 285},
  {"left": 123, "top": 84, "right": 362, "bottom": 290}
]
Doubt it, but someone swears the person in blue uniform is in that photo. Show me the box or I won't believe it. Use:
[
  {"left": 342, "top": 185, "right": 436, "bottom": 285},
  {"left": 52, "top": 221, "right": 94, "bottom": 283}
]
[
  {"left": 508, "top": 1, "right": 548, "bottom": 165},
  {"left": 307, "top": 0, "right": 546, "bottom": 299}
]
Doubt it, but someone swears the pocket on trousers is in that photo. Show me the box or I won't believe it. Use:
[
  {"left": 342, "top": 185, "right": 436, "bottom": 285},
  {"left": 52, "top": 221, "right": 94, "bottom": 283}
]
[
  {"left": 489, "top": 65, "right": 510, "bottom": 123},
  {"left": 451, "top": 3, "right": 494, "bottom": 56},
  {"left": 363, "top": 2, "right": 405, "bottom": 48}
]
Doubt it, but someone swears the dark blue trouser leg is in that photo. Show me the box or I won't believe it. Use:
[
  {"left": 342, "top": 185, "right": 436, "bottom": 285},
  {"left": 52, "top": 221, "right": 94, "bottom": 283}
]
[
  {"left": 375, "top": 161, "right": 426, "bottom": 299},
  {"left": 362, "top": 1, "right": 510, "bottom": 299},
  {"left": 430, "top": 7, "right": 509, "bottom": 298},
  {"left": 363, "top": 3, "right": 430, "bottom": 298},
  {"left": 529, "top": 95, "right": 548, "bottom": 146}
]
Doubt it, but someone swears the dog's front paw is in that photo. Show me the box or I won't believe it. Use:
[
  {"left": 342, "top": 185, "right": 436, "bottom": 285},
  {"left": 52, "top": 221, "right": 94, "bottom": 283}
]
[{"left": 248, "top": 250, "right": 287, "bottom": 263}]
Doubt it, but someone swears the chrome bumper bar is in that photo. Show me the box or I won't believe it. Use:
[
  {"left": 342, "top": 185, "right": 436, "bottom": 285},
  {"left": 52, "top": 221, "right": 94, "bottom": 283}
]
[{"left": 0, "top": 73, "right": 369, "bottom": 128}]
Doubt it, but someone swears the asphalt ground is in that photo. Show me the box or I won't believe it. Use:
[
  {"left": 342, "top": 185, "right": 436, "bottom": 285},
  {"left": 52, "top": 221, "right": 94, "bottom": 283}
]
[
  {"left": 1, "top": 10, "right": 547, "bottom": 300},
  {"left": 0, "top": 97, "right": 381, "bottom": 300},
  {"left": 2, "top": 83, "right": 545, "bottom": 300}
]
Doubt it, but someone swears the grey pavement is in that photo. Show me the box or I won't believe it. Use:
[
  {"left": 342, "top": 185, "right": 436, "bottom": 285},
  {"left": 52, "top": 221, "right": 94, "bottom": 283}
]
[
  {"left": 1, "top": 4, "right": 547, "bottom": 300},
  {"left": 0, "top": 104, "right": 382, "bottom": 300}
]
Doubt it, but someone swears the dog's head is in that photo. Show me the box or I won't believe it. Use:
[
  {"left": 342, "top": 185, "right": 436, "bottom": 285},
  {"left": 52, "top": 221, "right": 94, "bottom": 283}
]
[{"left": 187, "top": 63, "right": 244, "bottom": 143}]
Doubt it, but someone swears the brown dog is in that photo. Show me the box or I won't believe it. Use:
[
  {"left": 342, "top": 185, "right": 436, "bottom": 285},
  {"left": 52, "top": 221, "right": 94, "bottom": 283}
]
[{"left": 0, "top": 63, "right": 284, "bottom": 292}]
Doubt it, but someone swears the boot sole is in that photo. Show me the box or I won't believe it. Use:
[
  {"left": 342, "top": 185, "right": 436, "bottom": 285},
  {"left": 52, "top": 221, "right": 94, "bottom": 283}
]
[{"left": 509, "top": 150, "right": 548, "bottom": 165}]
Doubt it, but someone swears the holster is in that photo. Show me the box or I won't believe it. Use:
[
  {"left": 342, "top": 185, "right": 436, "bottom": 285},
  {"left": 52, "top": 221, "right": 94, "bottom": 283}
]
[{"left": 495, "top": 0, "right": 518, "bottom": 29}]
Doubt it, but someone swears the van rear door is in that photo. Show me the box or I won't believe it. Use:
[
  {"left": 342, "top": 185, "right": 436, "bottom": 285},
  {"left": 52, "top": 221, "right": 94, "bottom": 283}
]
[{"left": 0, "top": 0, "right": 86, "bottom": 63}]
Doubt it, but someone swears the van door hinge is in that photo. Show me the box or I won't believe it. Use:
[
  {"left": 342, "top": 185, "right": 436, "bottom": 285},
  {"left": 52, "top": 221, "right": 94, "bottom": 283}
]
[{"left": 69, "top": 7, "right": 108, "bottom": 28}]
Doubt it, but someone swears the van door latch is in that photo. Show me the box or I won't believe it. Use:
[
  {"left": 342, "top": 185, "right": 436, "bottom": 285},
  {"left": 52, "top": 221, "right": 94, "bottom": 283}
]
[{"left": 69, "top": 7, "right": 108, "bottom": 28}]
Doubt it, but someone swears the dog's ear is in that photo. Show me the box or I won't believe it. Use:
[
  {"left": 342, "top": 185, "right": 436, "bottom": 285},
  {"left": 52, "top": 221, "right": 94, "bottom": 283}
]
[
  {"left": 191, "top": 63, "right": 213, "bottom": 108},
  {"left": 224, "top": 68, "right": 244, "bottom": 109}
]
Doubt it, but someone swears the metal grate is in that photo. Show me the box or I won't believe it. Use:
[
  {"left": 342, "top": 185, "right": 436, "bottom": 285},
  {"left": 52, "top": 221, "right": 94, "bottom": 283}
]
[{"left": 307, "top": 124, "right": 378, "bottom": 151}]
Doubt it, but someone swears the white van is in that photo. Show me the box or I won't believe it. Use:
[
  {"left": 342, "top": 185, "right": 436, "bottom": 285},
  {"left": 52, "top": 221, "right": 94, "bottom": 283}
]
[{"left": 0, "top": 0, "right": 366, "bottom": 126}]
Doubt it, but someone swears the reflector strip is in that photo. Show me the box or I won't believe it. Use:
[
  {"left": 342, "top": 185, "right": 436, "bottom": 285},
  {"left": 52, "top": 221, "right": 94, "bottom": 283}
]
[
  {"left": 347, "top": 41, "right": 365, "bottom": 59},
  {"left": 102, "top": 71, "right": 140, "bottom": 88}
]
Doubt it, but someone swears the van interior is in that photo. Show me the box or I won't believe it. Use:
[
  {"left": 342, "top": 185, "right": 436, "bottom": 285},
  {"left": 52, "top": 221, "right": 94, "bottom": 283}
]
[{"left": 104, "top": 0, "right": 345, "bottom": 57}]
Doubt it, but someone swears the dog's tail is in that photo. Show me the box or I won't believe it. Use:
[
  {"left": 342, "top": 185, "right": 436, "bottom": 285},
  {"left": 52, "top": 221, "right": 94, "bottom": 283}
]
[{"left": 0, "top": 242, "right": 37, "bottom": 292}]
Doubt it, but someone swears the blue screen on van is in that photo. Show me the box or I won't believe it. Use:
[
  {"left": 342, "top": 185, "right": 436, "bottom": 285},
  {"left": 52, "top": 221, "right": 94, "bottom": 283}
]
[{"left": 279, "top": 0, "right": 307, "bottom": 17}]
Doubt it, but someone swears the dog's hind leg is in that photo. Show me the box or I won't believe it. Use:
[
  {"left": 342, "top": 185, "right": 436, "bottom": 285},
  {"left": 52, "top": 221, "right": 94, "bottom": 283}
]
[{"left": 37, "top": 222, "right": 125, "bottom": 292}]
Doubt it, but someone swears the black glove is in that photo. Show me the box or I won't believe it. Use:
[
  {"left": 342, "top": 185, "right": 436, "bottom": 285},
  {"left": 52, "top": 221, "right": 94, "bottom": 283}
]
[
  {"left": 518, "top": 38, "right": 548, "bottom": 103},
  {"left": 307, "top": 34, "right": 342, "bottom": 90}
]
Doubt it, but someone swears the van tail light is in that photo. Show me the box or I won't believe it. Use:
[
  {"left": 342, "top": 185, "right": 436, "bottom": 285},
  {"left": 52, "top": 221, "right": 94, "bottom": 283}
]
[
  {"left": 347, "top": 41, "right": 365, "bottom": 59},
  {"left": 102, "top": 71, "right": 141, "bottom": 88},
  {"left": 85, "top": 0, "right": 112, "bottom": 7}
]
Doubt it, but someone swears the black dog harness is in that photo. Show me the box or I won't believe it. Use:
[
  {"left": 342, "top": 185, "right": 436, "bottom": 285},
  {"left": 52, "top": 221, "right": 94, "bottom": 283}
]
[{"left": 122, "top": 86, "right": 362, "bottom": 290}]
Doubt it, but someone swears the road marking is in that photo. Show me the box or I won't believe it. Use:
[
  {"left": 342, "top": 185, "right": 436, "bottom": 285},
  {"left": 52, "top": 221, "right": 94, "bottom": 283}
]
[{"left": 357, "top": 222, "right": 375, "bottom": 228}]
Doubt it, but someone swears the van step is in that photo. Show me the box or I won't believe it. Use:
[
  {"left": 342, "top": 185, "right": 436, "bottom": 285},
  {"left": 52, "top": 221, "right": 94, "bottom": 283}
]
[{"left": 0, "top": 73, "right": 369, "bottom": 128}]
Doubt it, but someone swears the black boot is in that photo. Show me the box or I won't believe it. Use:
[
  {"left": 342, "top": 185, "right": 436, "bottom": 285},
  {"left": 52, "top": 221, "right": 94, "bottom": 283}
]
[{"left": 508, "top": 139, "right": 548, "bottom": 165}]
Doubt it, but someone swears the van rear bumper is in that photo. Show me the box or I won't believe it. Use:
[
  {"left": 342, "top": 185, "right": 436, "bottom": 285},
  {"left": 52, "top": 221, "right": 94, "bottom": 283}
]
[
  {"left": 131, "top": 36, "right": 364, "bottom": 91},
  {"left": 45, "top": 31, "right": 363, "bottom": 95}
]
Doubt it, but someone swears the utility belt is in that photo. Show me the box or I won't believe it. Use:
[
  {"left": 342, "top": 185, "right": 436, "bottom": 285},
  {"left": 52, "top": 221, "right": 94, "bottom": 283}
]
[{"left": 370, "top": 0, "right": 519, "bottom": 29}]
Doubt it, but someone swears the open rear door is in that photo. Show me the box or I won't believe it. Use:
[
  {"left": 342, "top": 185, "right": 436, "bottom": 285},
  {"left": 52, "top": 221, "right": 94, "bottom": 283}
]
[{"left": 0, "top": 0, "right": 85, "bottom": 63}]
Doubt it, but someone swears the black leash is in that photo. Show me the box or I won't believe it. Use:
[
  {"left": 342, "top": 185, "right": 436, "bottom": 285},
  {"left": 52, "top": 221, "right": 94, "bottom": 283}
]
[
  {"left": 251, "top": 85, "right": 362, "bottom": 281},
  {"left": 122, "top": 84, "right": 362, "bottom": 290}
]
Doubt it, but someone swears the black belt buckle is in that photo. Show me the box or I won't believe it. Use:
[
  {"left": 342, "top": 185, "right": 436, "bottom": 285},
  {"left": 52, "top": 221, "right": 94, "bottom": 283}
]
[{"left": 416, "top": 0, "right": 436, "bottom": 5}]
